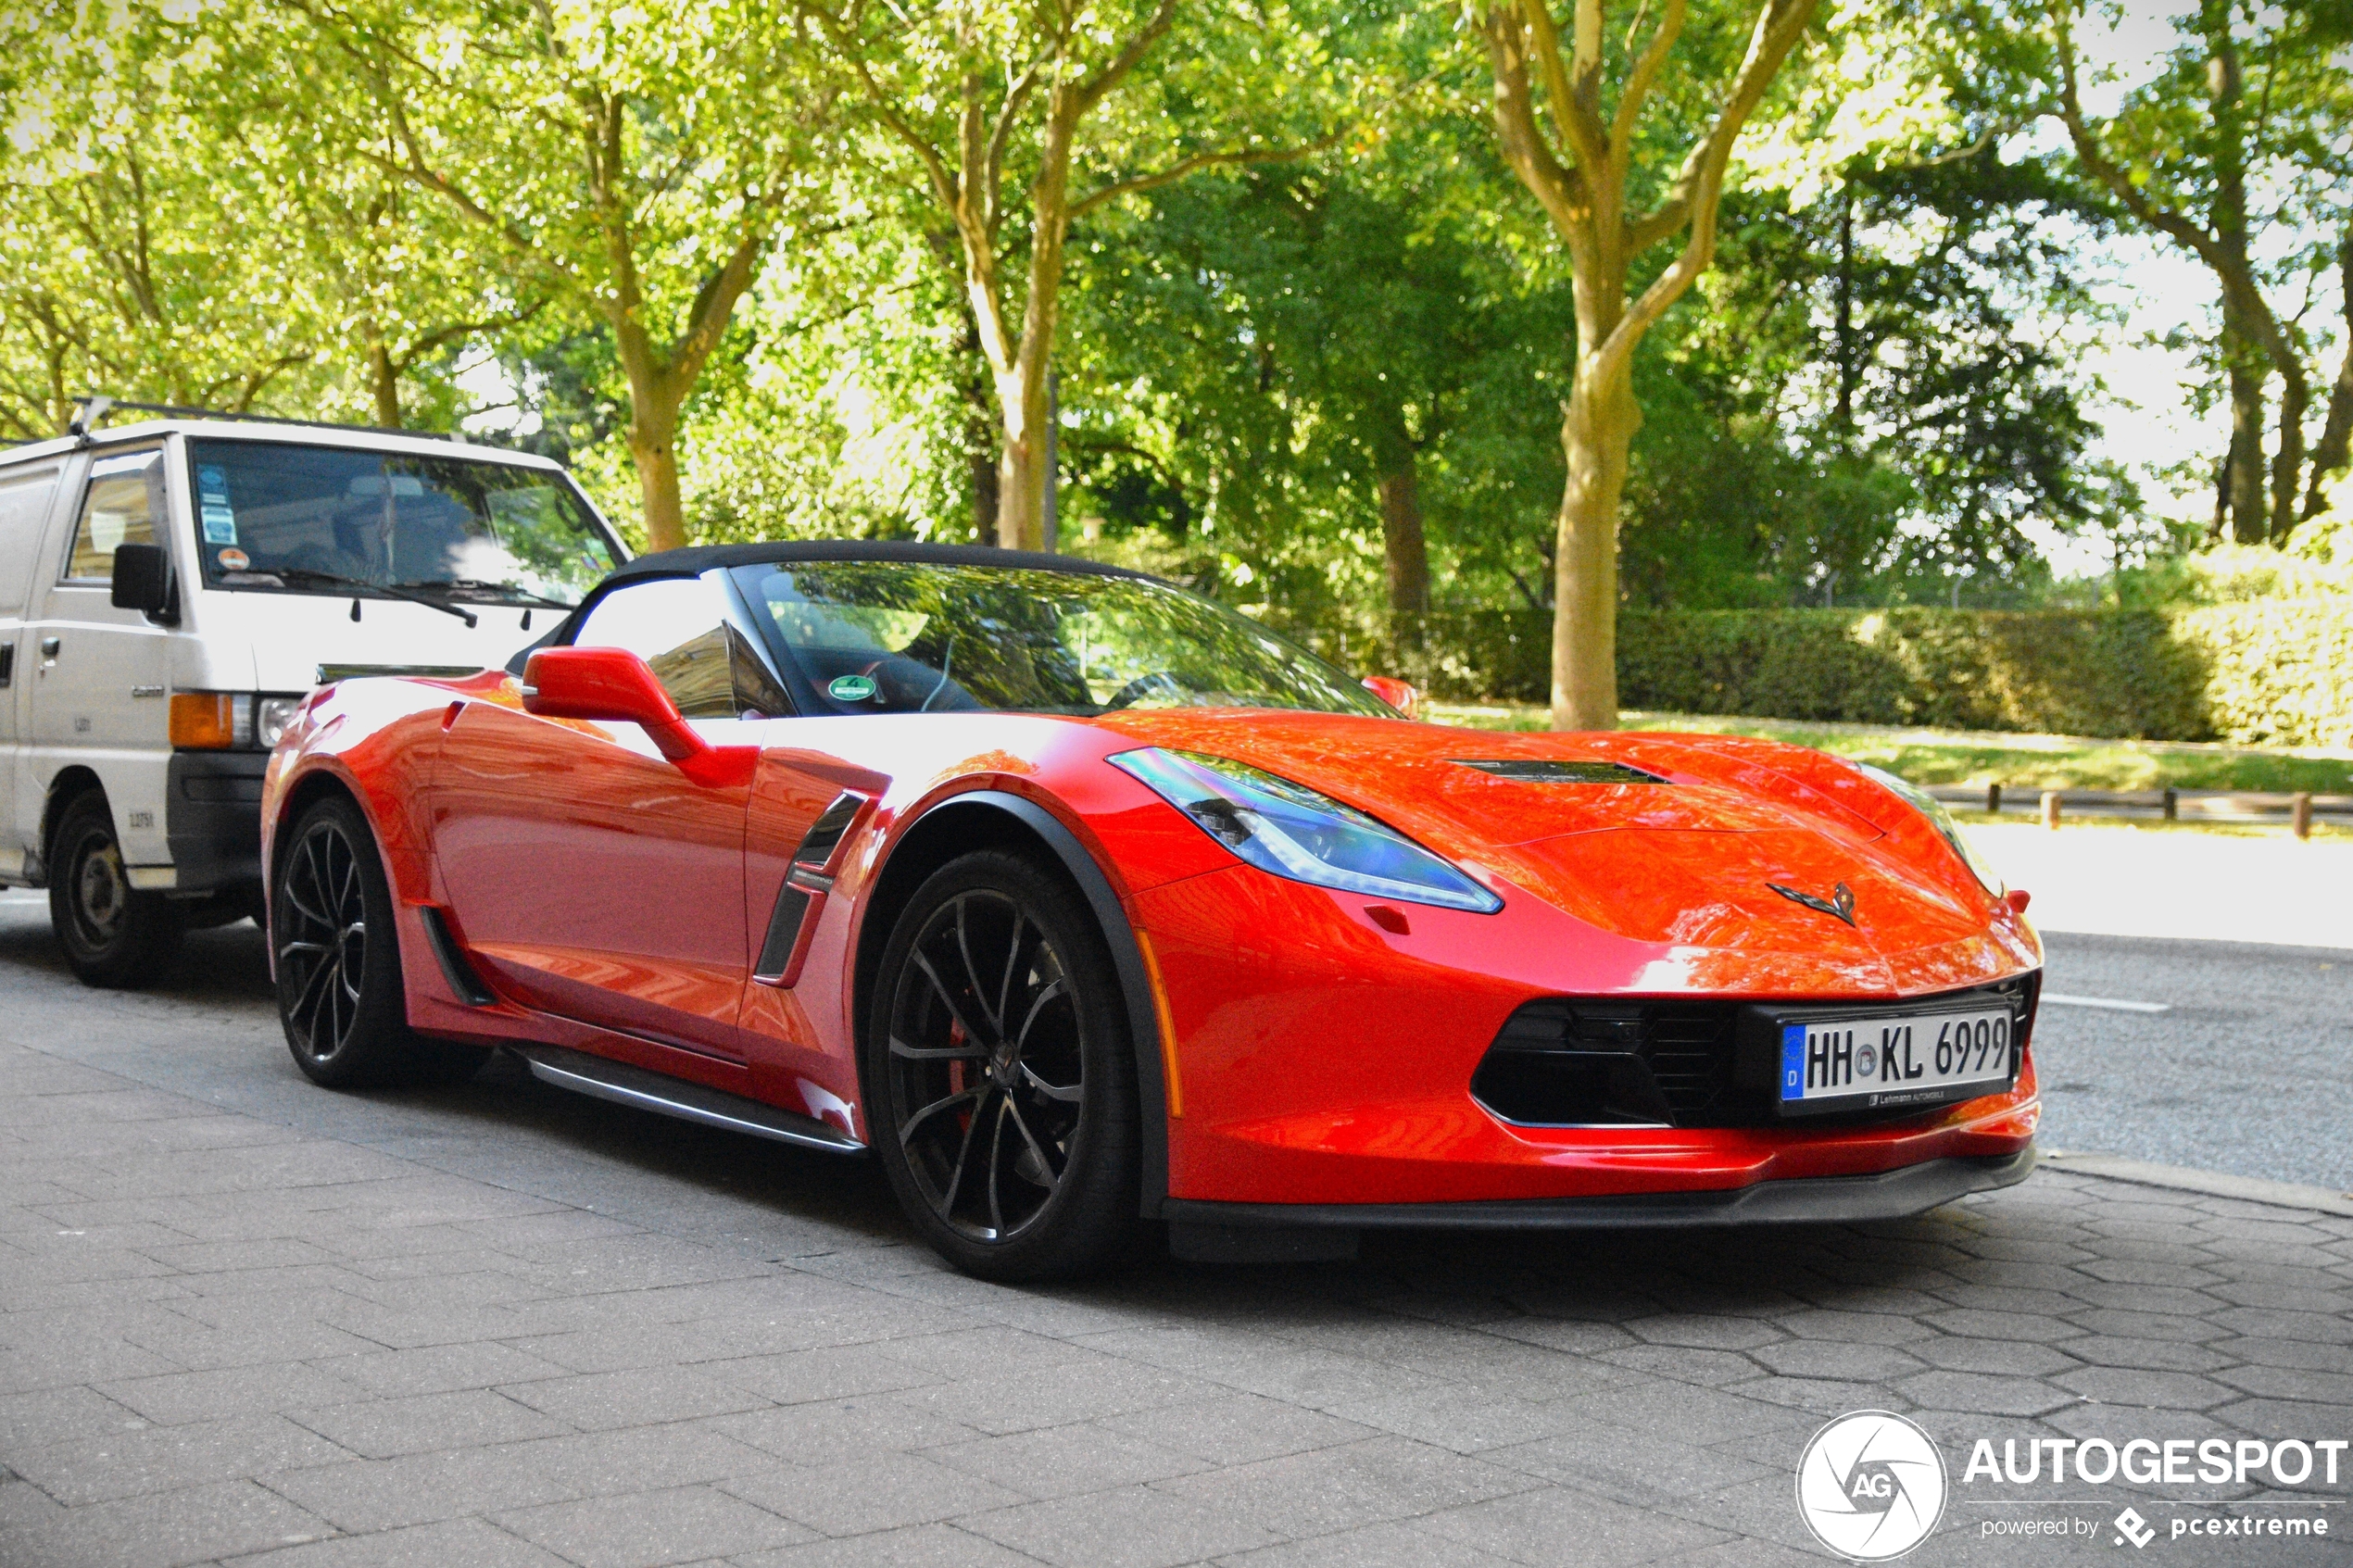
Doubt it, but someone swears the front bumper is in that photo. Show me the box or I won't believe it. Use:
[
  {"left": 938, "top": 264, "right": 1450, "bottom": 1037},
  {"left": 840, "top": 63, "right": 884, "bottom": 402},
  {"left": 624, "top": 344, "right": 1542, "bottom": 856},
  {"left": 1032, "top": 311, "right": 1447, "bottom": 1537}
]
[
  {"left": 1134, "top": 862, "right": 2043, "bottom": 1206},
  {"left": 165, "top": 751, "right": 269, "bottom": 893}
]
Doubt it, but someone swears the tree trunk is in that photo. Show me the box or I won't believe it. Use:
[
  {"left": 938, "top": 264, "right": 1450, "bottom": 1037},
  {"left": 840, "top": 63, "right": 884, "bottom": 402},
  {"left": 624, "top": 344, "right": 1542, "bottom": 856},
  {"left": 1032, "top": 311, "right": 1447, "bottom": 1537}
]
[
  {"left": 363, "top": 325, "right": 402, "bottom": 429},
  {"left": 969, "top": 444, "right": 1000, "bottom": 540},
  {"left": 985, "top": 103, "right": 1077, "bottom": 553},
  {"left": 993, "top": 364, "right": 1049, "bottom": 550},
  {"left": 951, "top": 307, "right": 1001, "bottom": 540},
  {"left": 1378, "top": 458, "right": 1430, "bottom": 616},
  {"left": 2222, "top": 322, "right": 2269, "bottom": 544},
  {"left": 1552, "top": 355, "right": 1637, "bottom": 732},
  {"left": 2303, "top": 233, "right": 2353, "bottom": 521},
  {"left": 1834, "top": 184, "right": 1856, "bottom": 443},
  {"left": 627, "top": 401, "right": 688, "bottom": 555},
  {"left": 2271, "top": 367, "right": 2309, "bottom": 545}
]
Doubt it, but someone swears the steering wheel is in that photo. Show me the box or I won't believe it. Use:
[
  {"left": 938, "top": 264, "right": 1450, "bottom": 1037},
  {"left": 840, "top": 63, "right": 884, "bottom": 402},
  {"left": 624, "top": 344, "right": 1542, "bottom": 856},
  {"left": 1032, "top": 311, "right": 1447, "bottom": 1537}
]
[{"left": 1101, "top": 671, "right": 1189, "bottom": 711}]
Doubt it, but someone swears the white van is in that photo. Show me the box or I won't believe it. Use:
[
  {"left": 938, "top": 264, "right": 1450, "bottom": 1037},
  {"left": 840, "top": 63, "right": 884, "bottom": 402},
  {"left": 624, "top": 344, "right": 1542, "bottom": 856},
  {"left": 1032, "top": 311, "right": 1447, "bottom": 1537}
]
[{"left": 0, "top": 409, "right": 629, "bottom": 986}]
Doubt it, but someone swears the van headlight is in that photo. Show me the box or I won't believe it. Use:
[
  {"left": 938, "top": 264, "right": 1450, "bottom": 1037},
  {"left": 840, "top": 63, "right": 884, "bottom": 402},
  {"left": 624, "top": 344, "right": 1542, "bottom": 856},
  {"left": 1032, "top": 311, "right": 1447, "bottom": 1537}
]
[
  {"left": 1859, "top": 763, "right": 2005, "bottom": 897},
  {"left": 168, "top": 692, "right": 308, "bottom": 751},
  {"left": 1109, "top": 746, "right": 1502, "bottom": 913},
  {"left": 256, "top": 696, "right": 305, "bottom": 749}
]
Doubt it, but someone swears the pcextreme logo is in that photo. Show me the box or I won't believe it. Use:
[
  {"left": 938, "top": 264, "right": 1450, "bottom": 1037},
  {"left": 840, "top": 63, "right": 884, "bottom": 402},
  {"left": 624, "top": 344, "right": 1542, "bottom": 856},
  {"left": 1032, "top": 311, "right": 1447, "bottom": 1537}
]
[{"left": 1796, "top": 1411, "right": 1949, "bottom": 1561}]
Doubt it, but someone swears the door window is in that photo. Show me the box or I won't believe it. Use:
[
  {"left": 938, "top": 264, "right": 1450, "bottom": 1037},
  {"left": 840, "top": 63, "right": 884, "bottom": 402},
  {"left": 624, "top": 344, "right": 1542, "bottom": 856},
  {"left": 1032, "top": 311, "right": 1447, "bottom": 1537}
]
[
  {"left": 63, "top": 447, "right": 167, "bottom": 582},
  {"left": 572, "top": 574, "right": 794, "bottom": 719}
]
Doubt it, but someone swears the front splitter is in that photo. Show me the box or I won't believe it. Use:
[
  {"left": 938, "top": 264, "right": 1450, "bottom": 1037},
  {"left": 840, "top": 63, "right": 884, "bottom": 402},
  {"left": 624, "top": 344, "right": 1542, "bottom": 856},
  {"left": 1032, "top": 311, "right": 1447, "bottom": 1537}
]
[{"left": 1164, "top": 1148, "right": 2035, "bottom": 1261}]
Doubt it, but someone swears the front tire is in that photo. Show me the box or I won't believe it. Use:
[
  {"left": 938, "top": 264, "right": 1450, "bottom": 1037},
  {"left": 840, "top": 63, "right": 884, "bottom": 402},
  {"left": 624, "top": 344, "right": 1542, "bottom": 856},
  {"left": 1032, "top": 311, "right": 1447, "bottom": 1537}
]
[
  {"left": 866, "top": 850, "right": 1141, "bottom": 1281},
  {"left": 49, "top": 790, "right": 182, "bottom": 988},
  {"left": 273, "top": 795, "right": 486, "bottom": 1089}
]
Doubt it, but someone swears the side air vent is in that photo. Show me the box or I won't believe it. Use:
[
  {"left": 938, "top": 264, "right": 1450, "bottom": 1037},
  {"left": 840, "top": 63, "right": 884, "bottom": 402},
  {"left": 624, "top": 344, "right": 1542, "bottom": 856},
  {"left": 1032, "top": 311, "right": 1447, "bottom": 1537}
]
[
  {"left": 754, "top": 791, "right": 868, "bottom": 986},
  {"left": 419, "top": 906, "right": 497, "bottom": 1007}
]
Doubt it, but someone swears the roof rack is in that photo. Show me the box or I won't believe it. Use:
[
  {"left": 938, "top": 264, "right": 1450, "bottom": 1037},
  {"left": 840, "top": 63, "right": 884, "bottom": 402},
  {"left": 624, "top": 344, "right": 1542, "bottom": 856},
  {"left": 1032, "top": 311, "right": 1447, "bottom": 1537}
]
[{"left": 69, "top": 395, "right": 459, "bottom": 444}]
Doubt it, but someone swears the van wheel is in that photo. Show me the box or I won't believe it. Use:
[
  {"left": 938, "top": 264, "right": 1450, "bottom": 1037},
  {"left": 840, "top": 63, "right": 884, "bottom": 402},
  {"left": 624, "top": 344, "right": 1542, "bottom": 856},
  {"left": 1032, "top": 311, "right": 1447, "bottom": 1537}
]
[
  {"left": 49, "top": 791, "right": 183, "bottom": 988},
  {"left": 274, "top": 795, "right": 486, "bottom": 1089}
]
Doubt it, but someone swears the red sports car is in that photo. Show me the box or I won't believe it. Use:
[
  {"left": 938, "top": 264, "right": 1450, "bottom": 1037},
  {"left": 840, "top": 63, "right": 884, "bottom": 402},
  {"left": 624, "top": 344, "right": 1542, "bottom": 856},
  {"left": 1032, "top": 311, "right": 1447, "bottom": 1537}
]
[{"left": 263, "top": 542, "right": 2042, "bottom": 1279}]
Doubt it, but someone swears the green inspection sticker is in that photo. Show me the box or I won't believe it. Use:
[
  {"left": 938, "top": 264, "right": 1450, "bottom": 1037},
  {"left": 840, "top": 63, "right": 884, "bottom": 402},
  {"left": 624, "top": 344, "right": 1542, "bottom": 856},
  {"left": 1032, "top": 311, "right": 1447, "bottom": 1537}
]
[{"left": 827, "top": 673, "right": 879, "bottom": 702}]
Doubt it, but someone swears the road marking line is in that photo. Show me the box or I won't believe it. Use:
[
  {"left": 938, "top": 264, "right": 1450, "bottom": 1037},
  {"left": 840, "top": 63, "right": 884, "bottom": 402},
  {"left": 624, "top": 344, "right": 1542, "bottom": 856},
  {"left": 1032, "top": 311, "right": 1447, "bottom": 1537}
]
[{"left": 2043, "top": 993, "right": 2171, "bottom": 1013}]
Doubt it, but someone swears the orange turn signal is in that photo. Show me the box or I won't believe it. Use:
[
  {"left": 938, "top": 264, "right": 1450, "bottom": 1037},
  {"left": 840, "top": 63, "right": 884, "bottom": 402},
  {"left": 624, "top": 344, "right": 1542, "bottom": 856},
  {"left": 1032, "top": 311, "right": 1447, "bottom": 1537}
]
[{"left": 170, "top": 692, "right": 235, "bottom": 749}]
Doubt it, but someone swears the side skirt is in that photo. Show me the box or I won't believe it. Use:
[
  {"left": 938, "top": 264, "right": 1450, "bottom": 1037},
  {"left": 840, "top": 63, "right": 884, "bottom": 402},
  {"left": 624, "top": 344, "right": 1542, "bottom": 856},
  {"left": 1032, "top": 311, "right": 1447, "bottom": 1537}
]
[{"left": 512, "top": 1042, "right": 865, "bottom": 1156}]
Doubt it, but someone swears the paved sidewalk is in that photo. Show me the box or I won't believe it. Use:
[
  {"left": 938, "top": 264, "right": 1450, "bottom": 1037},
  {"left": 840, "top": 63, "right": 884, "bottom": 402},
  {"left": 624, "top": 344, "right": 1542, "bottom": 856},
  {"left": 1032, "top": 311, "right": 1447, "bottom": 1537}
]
[{"left": 3, "top": 916, "right": 2350, "bottom": 1567}]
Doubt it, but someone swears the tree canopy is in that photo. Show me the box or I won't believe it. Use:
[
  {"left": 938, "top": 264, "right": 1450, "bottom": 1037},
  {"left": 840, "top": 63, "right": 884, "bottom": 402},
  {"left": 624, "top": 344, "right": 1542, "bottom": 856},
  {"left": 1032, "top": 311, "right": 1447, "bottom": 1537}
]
[{"left": 4, "top": 0, "right": 2348, "bottom": 718}]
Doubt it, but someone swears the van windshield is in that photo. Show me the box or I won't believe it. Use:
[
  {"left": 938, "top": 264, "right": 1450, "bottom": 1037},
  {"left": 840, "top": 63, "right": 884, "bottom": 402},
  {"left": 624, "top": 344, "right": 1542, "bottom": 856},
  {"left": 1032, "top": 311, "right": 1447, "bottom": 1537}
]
[{"left": 187, "top": 440, "right": 618, "bottom": 607}]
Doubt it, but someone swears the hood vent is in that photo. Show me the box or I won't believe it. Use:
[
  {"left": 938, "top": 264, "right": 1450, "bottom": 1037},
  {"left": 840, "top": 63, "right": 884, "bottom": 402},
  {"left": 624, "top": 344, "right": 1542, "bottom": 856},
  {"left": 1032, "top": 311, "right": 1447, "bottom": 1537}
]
[{"left": 1453, "top": 759, "right": 1665, "bottom": 784}]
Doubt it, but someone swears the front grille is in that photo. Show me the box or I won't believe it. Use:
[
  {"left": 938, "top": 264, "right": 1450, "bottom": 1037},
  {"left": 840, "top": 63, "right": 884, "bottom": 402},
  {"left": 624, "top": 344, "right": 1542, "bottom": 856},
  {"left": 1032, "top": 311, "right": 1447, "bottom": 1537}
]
[{"left": 1471, "top": 975, "right": 2038, "bottom": 1130}]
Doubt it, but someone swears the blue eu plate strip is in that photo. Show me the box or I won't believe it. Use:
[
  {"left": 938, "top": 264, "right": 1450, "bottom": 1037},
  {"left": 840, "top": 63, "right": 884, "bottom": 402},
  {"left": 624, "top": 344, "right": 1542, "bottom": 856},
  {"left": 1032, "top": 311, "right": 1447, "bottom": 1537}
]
[{"left": 1780, "top": 1023, "right": 1806, "bottom": 1099}]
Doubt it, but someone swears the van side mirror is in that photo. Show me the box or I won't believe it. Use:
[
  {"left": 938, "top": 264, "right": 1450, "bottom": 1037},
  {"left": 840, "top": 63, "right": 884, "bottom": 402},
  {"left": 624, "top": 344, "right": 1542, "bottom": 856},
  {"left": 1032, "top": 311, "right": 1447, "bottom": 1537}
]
[
  {"left": 1361, "top": 675, "right": 1420, "bottom": 721},
  {"left": 111, "top": 544, "right": 172, "bottom": 616}
]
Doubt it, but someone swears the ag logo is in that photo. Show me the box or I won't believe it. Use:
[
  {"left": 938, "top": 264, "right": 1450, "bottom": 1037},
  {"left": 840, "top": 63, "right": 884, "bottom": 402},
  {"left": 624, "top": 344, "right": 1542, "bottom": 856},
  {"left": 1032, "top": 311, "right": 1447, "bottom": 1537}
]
[{"left": 1795, "top": 1411, "right": 1947, "bottom": 1561}]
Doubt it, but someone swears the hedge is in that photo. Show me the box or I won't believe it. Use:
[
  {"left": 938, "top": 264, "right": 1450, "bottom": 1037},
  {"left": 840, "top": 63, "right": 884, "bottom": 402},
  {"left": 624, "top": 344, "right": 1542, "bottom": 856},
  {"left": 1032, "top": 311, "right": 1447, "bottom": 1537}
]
[{"left": 1267, "top": 601, "right": 2353, "bottom": 747}]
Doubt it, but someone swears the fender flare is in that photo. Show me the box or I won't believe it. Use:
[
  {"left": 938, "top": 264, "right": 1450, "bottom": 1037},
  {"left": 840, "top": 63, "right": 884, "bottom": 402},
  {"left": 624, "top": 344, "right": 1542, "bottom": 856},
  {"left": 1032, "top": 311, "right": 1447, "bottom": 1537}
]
[{"left": 884, "top": 789, "right": 1169, "bottom": 1217}]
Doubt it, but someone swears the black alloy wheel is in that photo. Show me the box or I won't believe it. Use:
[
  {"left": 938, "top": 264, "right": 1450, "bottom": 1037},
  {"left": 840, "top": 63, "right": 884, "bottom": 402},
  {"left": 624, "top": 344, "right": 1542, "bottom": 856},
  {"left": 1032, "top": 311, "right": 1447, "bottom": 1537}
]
[
  {"left": 274, "top": 795, "right": 487, "bottom": 1089},
  {"left": 48, "top": 789, "right": 182, "bottom": 988},
  {"left": 869, "top": 850, "right": 1139, "bottom": 1280}
]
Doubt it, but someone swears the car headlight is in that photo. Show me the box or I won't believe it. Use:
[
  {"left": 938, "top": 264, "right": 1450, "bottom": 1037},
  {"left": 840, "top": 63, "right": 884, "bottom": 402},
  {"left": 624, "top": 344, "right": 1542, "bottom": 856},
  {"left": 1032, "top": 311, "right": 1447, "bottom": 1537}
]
[
  {"left": 1859, "top": 763, "right": 2005, "bottom": 897},
  {"left": 1109, "top": 746, "right": 1502, "bottom": 913}
]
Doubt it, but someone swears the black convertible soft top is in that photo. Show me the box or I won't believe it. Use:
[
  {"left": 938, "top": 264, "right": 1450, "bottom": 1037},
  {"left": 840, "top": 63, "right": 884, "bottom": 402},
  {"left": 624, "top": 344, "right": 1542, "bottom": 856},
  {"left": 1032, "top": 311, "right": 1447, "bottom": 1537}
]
[{"left": 601, "top": 539, "right": 1159, "bottom": 587}]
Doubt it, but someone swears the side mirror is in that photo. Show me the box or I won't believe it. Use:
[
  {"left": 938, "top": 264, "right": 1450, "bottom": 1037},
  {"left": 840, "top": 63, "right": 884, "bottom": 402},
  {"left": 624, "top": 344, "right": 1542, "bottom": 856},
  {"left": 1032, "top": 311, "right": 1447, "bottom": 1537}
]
[
  {"left": 522, "top": 646, "right": 757, "bottom": 790},
  {"left": 524, "top": 646, "right": 696, "bottom": 753},
  {"left": 1361, "top": 675, "right": 1420, "bottom": 721},
  {"left": 111, "top": 544, "right": 172, "bottom": 616}
]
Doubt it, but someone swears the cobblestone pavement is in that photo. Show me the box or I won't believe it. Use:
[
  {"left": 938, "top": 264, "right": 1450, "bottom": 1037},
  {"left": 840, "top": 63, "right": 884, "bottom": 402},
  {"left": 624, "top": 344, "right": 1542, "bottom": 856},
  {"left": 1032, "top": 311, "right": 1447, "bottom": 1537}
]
[{"left": 3, "top": 909, "right": 2350, "bottom": 1568}]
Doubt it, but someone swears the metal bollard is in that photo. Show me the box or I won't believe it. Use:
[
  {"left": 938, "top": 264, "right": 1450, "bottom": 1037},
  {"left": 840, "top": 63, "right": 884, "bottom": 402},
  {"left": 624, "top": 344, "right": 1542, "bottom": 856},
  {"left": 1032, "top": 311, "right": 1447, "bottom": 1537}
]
[
  {"left": 2293, "top": 792, "right": 2312, "bottom": 840},
  {"left": 2162, "top": 787, "right": 2177, "bottom": 822},
  {"left": 1987, "top": 782, "right": 2002, "bottom": 815},
  {"left": 2041, "top": 791, "right": 2060, "bottom": 830}
]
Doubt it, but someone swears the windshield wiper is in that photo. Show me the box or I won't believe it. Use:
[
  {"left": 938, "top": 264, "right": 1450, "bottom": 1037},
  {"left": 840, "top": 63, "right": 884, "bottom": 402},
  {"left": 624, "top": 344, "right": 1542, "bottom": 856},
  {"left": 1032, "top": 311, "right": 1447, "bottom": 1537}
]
[
  {"left": 391, "top": 578, "right": 575, "bottom": 609},
  {"left": 272, "top": 568, "right": 478, "bottom": 628}
]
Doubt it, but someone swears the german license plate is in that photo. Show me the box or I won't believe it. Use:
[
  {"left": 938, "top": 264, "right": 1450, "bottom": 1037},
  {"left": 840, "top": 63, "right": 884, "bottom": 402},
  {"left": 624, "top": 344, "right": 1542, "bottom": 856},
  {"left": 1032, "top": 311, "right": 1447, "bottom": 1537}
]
[{"left": 1776, "top": 1005, "right": 2016, "bottom": 1117}]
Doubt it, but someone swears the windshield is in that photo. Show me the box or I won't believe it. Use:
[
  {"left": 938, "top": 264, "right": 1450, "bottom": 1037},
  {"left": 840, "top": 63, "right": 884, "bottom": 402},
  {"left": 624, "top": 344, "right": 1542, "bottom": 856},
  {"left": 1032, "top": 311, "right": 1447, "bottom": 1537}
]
[
  {"left": 187, "top": 439, "right": 618, "bottom": 606},
  {"left": 735, "top": 561, "right": 1391, "bottom": 718}
]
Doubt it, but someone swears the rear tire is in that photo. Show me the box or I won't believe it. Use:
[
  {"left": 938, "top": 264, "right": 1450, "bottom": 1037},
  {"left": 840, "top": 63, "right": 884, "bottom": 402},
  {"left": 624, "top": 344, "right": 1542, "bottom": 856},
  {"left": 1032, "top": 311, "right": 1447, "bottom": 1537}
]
[
  {"left": 273, "top": 795, "right": 486, "bottom": 1089},
  {"left": 49, "top": 790, "right": 182, "bottom": 989},
  {"left": 865, "top": 850, "right": 1141, "bottom": 1281}
]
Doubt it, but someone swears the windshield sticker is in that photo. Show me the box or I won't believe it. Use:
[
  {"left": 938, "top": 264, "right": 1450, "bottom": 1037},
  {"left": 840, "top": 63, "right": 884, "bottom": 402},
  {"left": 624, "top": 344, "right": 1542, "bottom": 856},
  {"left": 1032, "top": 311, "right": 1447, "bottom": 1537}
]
[
  {"left": 826, "top": 673, "right": 880, "bottom": 703},
  {"left": 200, "top": 504, "right": 238, "bottom": 545},
  {"left": 217, "top": 546, "right": 252, "bottom": 572}
]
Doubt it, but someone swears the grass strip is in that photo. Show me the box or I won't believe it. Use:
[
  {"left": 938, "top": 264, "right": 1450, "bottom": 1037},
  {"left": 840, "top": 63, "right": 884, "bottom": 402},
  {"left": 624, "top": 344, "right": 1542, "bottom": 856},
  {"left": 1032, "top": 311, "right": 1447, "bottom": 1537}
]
[{"left": 1426, "top": 704, "right": 2353, "bottom": 796}]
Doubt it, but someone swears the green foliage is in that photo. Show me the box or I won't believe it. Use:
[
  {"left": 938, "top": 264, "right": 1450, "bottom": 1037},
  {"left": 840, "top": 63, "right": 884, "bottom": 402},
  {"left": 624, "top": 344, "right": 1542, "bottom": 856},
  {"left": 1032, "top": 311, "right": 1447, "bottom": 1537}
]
[{"left": 1290, "top": 600, "right": 2353, "bottom": 746}]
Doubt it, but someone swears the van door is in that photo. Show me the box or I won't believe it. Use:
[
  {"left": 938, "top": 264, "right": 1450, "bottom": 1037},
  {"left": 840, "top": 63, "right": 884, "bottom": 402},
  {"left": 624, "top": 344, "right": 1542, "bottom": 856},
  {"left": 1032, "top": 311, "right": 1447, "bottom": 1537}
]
[
  {"left": 23, "top": 445, "right": 176, "bottom": 877},
  {"left": 0, "top": 457, "right": 69, "bottom": 881}
]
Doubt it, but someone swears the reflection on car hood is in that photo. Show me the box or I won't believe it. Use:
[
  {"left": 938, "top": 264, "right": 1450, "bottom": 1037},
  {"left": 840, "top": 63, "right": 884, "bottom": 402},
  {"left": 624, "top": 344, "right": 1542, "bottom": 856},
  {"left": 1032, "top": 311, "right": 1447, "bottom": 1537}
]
[{"left": 1088, "top": 709, "right": 2005, "bottom": 958}]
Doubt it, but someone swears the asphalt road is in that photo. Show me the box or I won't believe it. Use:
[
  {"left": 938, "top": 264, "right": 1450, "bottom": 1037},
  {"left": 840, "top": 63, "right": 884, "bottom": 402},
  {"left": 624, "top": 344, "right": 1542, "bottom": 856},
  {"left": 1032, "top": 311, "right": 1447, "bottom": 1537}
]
[
  {"left": 2033, "top": 930, "right": 2353, "bottom": 1193},
  {"left": 3, "top": 896, "right": 2347, "bottom": 1193}
]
